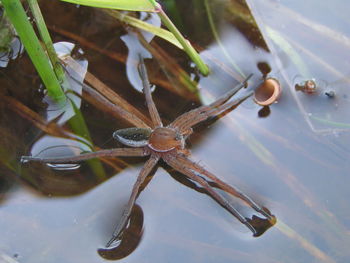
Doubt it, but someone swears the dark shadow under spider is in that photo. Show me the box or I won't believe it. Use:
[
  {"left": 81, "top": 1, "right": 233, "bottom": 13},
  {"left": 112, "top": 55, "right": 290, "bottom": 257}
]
[{"left": 21, "top": 57, "right": 276, "bottom": 247}]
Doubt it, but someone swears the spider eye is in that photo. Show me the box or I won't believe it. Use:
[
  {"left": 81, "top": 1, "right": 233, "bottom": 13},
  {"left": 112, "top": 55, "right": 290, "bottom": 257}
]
[{"left": 175, "top": 134, "right": 182, "bottom": 141}]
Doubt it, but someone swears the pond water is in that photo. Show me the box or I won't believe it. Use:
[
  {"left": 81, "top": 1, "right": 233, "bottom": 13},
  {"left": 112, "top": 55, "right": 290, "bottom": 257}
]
[{"left": 0, "top": 0, "right": 349, "bottom": 262}]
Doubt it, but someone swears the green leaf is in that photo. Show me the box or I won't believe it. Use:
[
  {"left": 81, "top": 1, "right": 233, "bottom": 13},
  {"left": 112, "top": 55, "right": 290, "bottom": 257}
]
[
  {"left": 60, "top": 0, "right": 156, "bottom": 12},
  {"left": 106, "top": 10, "right": 183, "bottom": 49},
  {"left": 2, "top": 0, "right": 65, "bottom": 102}
]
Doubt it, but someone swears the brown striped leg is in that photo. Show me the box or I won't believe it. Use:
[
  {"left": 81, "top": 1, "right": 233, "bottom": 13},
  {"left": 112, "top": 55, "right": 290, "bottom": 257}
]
[
  {"left": 164, "top": 153, "right": 258, "bottom": 236},
  {"left": 21, "top": 147, "right": 149, "bottom": 164},
  {"left": 106, "top": 154, "right": 160, "bottom": 247}
]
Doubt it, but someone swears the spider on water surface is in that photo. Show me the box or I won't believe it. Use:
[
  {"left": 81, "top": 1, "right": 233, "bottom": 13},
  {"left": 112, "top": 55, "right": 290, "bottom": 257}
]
[{"left": 21, "top": 57, "right": 276, "bottom": 247}]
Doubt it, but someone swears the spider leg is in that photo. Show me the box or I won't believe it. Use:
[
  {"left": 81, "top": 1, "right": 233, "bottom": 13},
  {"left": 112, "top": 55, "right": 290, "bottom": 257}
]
[
  {"left": 170, "top": 74, "right": 252, "bottom": 132},
  {"left": 169, "top": 153, "right": 274, "bottom": 220},
  {"left": 106, "top": 154, "right": 160, "bottom": 247},
  {"left": 163, "top": 153, "right": 258, "bottom": 236},
  {"left": 176, "top": 91, "right": 253, "bottom": 133},
  {"left": 62, "top": 56, "right": 152, "bottom": 128},
  {"left": 83, "top": 82, "right": 151, "bottom": 129},
  {"left": 138, "top": 55, "right": 163, "bottom": 128},
  {"left": 21, "top": 148, "right": 149, "bottom": 164}
]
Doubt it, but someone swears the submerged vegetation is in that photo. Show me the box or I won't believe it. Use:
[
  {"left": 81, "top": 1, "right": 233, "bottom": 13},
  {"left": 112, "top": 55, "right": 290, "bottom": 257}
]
[
  {"left": 2, "top": 0, "right": 209, "bottom": 105},
  {"left": 2, "top": 0, "right": 65, "bottom": 101}
]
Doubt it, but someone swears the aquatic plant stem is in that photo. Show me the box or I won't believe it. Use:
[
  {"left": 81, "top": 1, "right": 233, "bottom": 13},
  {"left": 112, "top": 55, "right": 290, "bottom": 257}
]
[
  {"left": 2, "top": 0, "right": 65, "bottom": 102},
  {"left": 148, "top": 0, "right": 210, "bottom": 76},
  {"left": 27, "top": 0, "right": 66, "bottom": 85},
  {"left": 69, "top": 100, "right": 107, "bottom": 180}
]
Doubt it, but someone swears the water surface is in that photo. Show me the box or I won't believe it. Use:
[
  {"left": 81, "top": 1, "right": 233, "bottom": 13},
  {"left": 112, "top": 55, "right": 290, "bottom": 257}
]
[{"left": 0, "top": 0, "right": 349, "bottom": 262}]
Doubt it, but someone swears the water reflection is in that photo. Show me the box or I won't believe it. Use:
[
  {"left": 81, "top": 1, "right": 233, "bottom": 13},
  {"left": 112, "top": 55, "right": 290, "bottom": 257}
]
[
  {"left": 98, "top": 204, "right": 144, "bottom": 260},
  {"left": 245, "top": 209, "right": 276, "bottom": 237},
  {"left": 257, "top": 106, "right": 270, "bottom": 118},
  {"left": 0, "top": 168, "right": 144, "bottom": 262},
  {"left": 257, "top": 61, "right": 272, "bottom": 78},
  {"left": 45, "top": 42, "right": 88, "bottom": 124},
  {"left": 168, "top": 168, "right": 276, "bottom": 238},
  {"left": 121, "top": 12, "right": 161, "bottom": 93},
  {"left": 20, "top": 137, "right": 102, "bottom": 196},
  {"left": 46, "top": 162, "right": 81, "bottom": 171},
  {"left": 0, "top": 9, "right": 24, "bottom": 68},
  {"left": 27, "top": 136, "right": 91, "bottom": 170}
]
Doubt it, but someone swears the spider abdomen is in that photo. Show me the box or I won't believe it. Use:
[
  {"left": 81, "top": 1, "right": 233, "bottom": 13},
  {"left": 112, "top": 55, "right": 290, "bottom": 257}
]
[{"left": 148, "top": 127, "right": 183, "bottom": 152}]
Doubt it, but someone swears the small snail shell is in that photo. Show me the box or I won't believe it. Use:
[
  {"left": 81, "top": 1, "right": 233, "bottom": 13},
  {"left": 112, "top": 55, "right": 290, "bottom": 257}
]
[{"left": 254, "top": 78, "right": 281, "bottom": 106}]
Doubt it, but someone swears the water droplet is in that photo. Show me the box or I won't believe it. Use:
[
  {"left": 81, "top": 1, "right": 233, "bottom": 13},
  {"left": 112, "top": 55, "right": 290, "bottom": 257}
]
[{"left": 46, "top": 163, "right": 81, "bottom": 171}]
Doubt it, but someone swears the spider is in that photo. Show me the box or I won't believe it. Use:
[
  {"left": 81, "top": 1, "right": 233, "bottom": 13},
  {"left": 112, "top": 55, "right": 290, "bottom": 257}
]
[{"left": 22, "top": 57, "right": 276, "bottom": 247}]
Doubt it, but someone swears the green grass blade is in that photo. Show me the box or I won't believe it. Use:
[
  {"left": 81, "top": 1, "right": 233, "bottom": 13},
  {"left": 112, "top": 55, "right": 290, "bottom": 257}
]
[
  {"left": 2, "top": 0, "right": 65, "bottom": 102},
  {"left": 149, "top": 1, "right": 210, "bottom": 76},
  {"left": 69, "top": 100, "right": 107, "bottom": 180},
  {"left": 62, "top": 0, "right": 209, "bottom": 75},
  {"left": 28, "top": 0, "right": 66, "bottom": 84},
  {"left": 60, "top": 0, "right": 155, "bottom": 11},
  {"left": 309, "top": 116, "right": 350, "bottom": 129},
  {"left": 106, "top": 10, "right": 183, "bottom": 49}
]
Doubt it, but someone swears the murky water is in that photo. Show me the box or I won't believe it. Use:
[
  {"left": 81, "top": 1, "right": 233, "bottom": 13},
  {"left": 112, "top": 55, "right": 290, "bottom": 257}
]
[{"left": 0, "top": 0, "right": 349, "bottom": 262}]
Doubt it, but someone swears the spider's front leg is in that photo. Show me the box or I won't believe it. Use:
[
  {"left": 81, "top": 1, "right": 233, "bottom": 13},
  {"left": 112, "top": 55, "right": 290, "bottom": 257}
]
[
  {"left": 21, "top": 148, "right": 149, "bottom": 164},
  {"left": 138, "top": 56, "right": 163, "bottom": 128},
  {"left": 106, "top": 154, "right": 159, "bottom": 247},
  {"left": 170, "top": 74, "right": 253, "bottom": 133}
]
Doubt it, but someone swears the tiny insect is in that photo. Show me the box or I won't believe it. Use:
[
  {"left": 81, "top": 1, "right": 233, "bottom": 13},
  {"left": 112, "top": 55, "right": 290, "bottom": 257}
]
[
  {"left": 295, "top": 79, "right": 317, "bottom": 94},
  {"left": 22, "top": 57, "right": 276, "bottom": 247}
]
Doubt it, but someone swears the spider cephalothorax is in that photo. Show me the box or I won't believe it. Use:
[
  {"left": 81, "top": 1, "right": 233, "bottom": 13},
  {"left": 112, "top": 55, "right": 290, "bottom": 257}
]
[
  {"left": 148, "top": 127, "right": 184, "bottom": 152},
  {"left": 22, "top": 57, "right": 276, "bottom": 247}
]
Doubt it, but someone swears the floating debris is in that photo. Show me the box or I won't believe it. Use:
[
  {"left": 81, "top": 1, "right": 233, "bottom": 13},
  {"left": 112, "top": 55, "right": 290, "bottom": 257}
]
[
  {"left": 292, "top": 75, "right": 349, "bottom": 134},
  {"left": 254, "top": 78, "right": 281, "bottom": 106},
  {"left": 295, "top": 79, "right": 318, "bottom": 94},
  {"left": 325, "top": 90, "right": 335, "bottom": 98}
]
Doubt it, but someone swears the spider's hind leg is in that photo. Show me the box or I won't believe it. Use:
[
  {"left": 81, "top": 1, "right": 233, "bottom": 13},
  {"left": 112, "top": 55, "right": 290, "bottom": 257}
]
[
  {"left": 106, "top": 155, "right": 159, "bottom": 247},
  {"left": 164, "top": 153, "right": 276, "bottom": 236},
  {"left": 172, "top": 154, "right": 275, "bottom": 220},
  {"left": 164, "top": 153, "right": 270, "bottom": 236}
]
